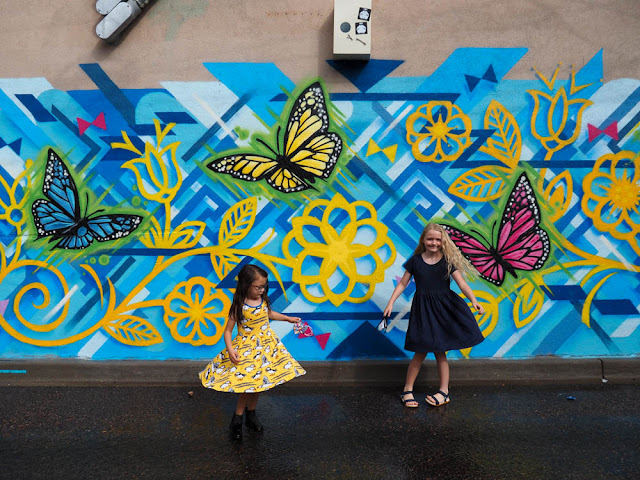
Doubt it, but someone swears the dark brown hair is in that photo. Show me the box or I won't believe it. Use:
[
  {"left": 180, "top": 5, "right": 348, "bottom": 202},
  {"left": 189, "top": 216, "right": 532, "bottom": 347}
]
[{"left": 229, "top": 264, "right": 271, "bottom": 324}]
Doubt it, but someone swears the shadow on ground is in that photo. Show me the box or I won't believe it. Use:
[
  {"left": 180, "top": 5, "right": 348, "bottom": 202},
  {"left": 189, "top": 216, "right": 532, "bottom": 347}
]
[{"left": 1, "top": 384, "right": 638, "bottom": 479}]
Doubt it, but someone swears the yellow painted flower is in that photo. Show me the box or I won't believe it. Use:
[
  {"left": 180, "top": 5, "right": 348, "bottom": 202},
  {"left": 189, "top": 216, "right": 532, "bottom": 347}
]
[
  {"left": 405, "top": 101, "right": 472, "bottom": 162},
  {"left": 582, "top": 151, "right": 640, "bottom": 243},
  {"left": 0, "top": 160, "right": 31, "bottom": 233},
  {"left": 115, "top": 119, "right": 182, "bottom": 203},
  {"left": 282, "top": 193, "right": 396, "bottom": 306},
  {"left": 528, "top": 87, "right": 592, "bottom": 160},
  {"left": 163, "top": 277, "right": 231, "bottom": 346}
]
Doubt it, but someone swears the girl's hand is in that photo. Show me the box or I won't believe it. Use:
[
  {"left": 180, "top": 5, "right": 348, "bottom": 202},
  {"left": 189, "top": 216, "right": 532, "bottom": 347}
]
[
  {"left": 383, "top": 304, "right": 393, "bottom": 318},
  {"left": 287, "top": 316, "right": 301, "bottom": 324},
  {"left": 228, "top": 348, "right": 240, "bottom": 364},
  {"left": 472, "top": 302, "right": 485, "bottom": 315}
]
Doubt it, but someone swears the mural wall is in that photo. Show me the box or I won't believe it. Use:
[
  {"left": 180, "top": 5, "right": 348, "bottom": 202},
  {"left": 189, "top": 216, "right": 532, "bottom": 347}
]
[{"left": 1, "top": 48, "right": 639, "bottom": 361}]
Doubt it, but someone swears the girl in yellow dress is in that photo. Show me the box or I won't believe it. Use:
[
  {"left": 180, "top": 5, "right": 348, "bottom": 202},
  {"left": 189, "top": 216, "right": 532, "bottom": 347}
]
[{"left": 199, "top": 264, "right": 306, "bottom": 440}]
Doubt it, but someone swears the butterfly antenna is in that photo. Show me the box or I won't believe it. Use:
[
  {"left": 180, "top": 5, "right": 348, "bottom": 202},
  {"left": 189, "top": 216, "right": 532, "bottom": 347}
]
[
  {"left": 471, "top": 228, "right": 490, "bottom": 245},
  {"left": 256, "top": 137, "right": 279, "bottom": 156},
  {"left": 85, "top": 192, "right": 105, "bottom": 218}
]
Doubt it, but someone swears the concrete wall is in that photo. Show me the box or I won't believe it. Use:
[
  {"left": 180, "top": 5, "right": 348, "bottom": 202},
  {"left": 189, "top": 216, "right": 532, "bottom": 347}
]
[{"left": 1, "top": 0, "right": 639, "bottom": 362}]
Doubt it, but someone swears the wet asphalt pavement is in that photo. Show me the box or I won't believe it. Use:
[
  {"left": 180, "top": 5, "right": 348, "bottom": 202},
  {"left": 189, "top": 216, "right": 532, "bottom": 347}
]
[{"left": 0, "top": 383, "right": 638, "bottom": 480}]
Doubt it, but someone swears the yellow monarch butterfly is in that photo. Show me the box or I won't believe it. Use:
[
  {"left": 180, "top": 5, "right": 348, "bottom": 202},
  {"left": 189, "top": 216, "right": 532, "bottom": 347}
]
[{"left": 206, "top": 82, "right": 343, "bottom": 193}]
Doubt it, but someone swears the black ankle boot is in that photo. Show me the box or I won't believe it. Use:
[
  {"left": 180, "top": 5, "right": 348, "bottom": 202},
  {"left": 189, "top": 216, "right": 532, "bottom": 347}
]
[
  {"left": 229, "top": 413, "right": 243, "bottom": 441},
  {"left": 245, "top": 409, "right": 264, "bottom": 432}
]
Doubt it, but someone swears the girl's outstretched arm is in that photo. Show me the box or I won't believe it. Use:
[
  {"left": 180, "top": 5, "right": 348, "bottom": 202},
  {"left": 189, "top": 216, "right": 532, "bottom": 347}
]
[
  {"left": 383, "top": 270, "right": 412, "bottom": 317},
  {"left": 224, "top": 314, "right": 240, "bottom": 363},
  {"left": 269, "top": 310, "right": 300, "bottom": 323},
  {"left": 451, "top": 270, "right": 485, "bottom": 315}
]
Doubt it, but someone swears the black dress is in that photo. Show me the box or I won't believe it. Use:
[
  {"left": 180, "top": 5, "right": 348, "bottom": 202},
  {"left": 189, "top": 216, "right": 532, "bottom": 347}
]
[{"left": 403, "top": 254, "right": 484, "bottom": 353}]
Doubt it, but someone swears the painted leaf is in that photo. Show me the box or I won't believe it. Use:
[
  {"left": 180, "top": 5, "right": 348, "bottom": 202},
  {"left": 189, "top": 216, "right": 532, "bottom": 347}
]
[
  {"left": 1, "top": 242, "right": 7, "bottom": 271},
  {"left": 459, "top": 290, "right": 498, "bottom": 357},
  {"left": 168, "top": 221, "right": 206, "bottom": 249},
  {"left": 139, "top": 216, "right": 163, "bottom": 248},
  {"left": 479, "top": 100, "right": 521, "bottom": 169},
  {"left": 543, "top": 170, "right": 573, "bottom": 222},
  {"left": 103, "top": 315, "right": 163, "bottom": 346},
  {"left": 211, "top": 252, "right": 241, "bottom": 280},
  {"left": 582, "top": 272, "right": 615, "bottom": 328},
  {"left": 448, "top": 165, "right": 512, "bottom": 201},
  {"left": 218, "top": 197, "right": 257, "bottom": 247},
  {"left": 513, "top": 281, "right": 544, "bottom": 329}
]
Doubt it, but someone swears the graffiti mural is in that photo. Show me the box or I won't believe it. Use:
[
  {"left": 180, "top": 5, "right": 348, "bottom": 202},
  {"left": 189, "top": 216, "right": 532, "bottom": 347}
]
[{"left": 1, "top": 48, "right": 639, "bottom": 361}]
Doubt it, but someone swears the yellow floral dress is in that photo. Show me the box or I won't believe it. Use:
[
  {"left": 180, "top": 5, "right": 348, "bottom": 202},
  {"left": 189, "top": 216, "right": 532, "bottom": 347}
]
[{"left": 199, "top": 301, "right": 306, "bottom": 393}]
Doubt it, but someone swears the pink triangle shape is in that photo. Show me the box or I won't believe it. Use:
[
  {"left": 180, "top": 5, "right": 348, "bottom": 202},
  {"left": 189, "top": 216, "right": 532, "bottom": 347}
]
[
  {"left": 314, "top": 333, "right": 331, "bottom": 350},
  {"left": 0, "top": 299, "right": 9, "bottom": 316},
  {"left": 93, "top": 112, "right": 106, "bottom": 130},
  {"left": 77, "top": 118, "right": 91, "bottom": 135},
  {"left": 603, "top": 121, "right": 618, "bottom": 140}
]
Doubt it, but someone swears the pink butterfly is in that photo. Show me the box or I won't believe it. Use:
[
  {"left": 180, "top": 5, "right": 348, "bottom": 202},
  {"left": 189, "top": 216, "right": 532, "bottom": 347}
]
[{"left": 443, "top": 173, "right": 550, "bottom": 286}]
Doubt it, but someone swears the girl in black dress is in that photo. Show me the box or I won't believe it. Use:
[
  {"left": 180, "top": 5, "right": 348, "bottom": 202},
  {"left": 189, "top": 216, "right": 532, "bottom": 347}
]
[{"left": 383, "top": 223, "right": 485, "bottom": 407}]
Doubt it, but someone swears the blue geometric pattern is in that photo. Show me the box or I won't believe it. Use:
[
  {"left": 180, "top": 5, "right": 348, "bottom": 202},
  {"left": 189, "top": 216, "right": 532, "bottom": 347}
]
[{"left": 0, "top": 48, "right": 639, "bottom": 361}]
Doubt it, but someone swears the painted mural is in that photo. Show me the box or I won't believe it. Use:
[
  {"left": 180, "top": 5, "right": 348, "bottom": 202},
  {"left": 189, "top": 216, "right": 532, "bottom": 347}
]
[{"left": 1, "top": 48, "right": 639, "bottom": 361}]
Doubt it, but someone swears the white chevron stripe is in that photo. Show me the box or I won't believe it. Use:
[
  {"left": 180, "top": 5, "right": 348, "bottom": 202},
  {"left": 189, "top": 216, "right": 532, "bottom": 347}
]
[{"left": 611, "top": 317, "right": 640, "bottom": 338}]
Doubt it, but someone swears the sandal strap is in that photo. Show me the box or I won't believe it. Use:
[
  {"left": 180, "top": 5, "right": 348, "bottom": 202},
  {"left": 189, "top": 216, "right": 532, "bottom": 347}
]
[
  {"left": 437, "top": 390, "right": 450, "bottom": 399},
  {"left": 427, "top": 391, "right": 449, "bottom": 405},
  {"left": 401, "top": 391, "right": 418, "bottom": 405}
]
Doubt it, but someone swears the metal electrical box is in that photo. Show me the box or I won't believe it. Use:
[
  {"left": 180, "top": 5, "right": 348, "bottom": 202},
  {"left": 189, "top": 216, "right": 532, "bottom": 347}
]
[{"left": 333, "top": 0, "right": 372, "bottom": 60}]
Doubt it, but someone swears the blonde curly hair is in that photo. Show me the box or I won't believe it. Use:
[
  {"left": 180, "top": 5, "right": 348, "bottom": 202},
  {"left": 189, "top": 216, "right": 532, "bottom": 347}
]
[{"left": 413, "top": 223, "right": 478, "bottom": 279}]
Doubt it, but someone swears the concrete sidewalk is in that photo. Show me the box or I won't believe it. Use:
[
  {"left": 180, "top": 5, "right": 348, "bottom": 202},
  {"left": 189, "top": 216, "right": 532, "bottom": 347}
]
[
  {"left": 0, "top": 358, "right": 638, "bottom": 387},
  {"left": 1, "top": 383, "right": 638, "bottom": 479}
]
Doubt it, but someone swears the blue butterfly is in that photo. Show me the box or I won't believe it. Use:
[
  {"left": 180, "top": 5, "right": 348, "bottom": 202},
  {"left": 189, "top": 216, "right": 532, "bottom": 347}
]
[{"left": 32, "top": 149, "right": 142, "bottom": 250}]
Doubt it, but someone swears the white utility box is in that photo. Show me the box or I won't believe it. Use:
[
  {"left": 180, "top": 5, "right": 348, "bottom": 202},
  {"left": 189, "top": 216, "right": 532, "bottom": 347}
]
[{"left": 333, "top": 0, "right": 372, "bottom": 60}]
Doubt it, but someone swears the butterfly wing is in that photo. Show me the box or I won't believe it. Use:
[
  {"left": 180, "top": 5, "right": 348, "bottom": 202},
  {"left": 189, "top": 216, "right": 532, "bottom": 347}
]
[
  {"left": 32, "top": 198, "right": 77, "bottom": 238},
  {"left": 495, "top": 173, "right": 550, "bottom": 272},
  {"left": 443, "top": 225, "right": 506, "bottom": 285},
  {"left": 208, "top": 153, "right": 311, "bottom": 194},
  {"left": 41, "top": 148, "right": 80, "bottom": 218},
  {"left": 32, "top": 149, "right": 81, "bottom": 239},
  {"left": 207, "top": 153, "right": 279, "bottom": 182},
  {"left": 264, "top": 165, "right": 312, "bottom": 193},
  {"left": 32, "top": 199, "right": 97, "bottom": 250},
  {"left": 54, "top": 225, "right": 95, "bottom": 250},
  {"left": 283, "top": 82, "right": 342, "bottom": 181},
  {"left": 87, "top": 215, "right": 142, "bottom": 242}
]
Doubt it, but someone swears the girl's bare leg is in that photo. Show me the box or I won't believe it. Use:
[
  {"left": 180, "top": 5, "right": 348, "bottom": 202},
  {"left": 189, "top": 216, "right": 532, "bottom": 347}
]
[
  {"left": 246, "top": 392, "right": 260, "bottom": 411},
  {"left": 235, "top": 393, "right": 251, "bottom": 415},
  {"left": 426, "top": 351, "right": 450, "bottom": 404},
  {"left": 402, "top": 352, "right": 427, "bottom": 405},
  {"left": 235, "top": 393, "right": 261, "bottom": 414},
  {"left": 435, "top": 351, "right": 449, "bottom": 393}
]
